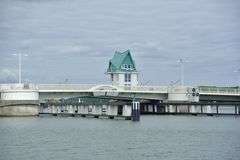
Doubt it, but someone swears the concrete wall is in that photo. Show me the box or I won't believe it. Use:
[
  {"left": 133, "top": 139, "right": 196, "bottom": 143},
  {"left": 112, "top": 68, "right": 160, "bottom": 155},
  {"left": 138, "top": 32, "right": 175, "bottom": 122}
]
[
  {"left": 131, "top": 73, "right": 138, "bottom": 87},
  {"left": 1, "top": 91, "right": 39, "bottom": 100},
  {"left": 0, "top": 105, "right": 38, "bottom": 116},
  {"left": 79, "top": 105, "right": 88, "bottom": 114},
  {"left": 106, "top": 105, "right": 118, "bottom": 116},
  {"left": 41, "top": 104, "right": 122, "bottom": 116},
  {"left": 218, "top": 106, "right": 236, "bottom": 114},
  {"left": 92, "top": 105, "right": 102, "bottom": 115},
  {"left": 178, "top": 105, "right": 188, "bottom": 112},
  {"left": 112, "top": 73, "right": 138, "bottom": 87},
  {"left": 122, "top": 105, "right": 132, "bottom": 116},
  {"left": 168, "top": 87, "right": 199, "bottom": 102}
]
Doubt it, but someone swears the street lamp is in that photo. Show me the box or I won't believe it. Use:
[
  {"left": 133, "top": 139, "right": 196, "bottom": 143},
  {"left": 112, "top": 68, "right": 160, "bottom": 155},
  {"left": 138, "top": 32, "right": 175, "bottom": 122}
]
[
  {"left": 177, "top": 58, "right": 190, "bottom": 87},
  {"left": 234, "top": 69, "right": 240, "bottom": 87},
  {"left": 12, "top": 52, "right": 28, "bottom": 84},
  {"left": 178, "top": 58, "right": 184, "bottom": 87}
]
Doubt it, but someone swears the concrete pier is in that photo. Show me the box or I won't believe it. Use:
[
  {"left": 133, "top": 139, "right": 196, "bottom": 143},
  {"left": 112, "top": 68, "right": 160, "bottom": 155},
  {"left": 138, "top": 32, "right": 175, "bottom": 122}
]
[
  {"left": 0, "top": 100, "right": 39, "bottom": 116},
  {"left": 39, "top": 102, "right": 132, "bottom": 120},
  {"left": 140, "top": 102, "right": 240, "bottom": 116}
]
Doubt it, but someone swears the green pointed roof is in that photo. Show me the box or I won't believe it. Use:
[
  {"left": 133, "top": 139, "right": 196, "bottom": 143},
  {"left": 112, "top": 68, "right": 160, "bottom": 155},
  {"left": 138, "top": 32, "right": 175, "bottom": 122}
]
[{"left": 107, "top": 50, "right": 137, "bottom": 72}]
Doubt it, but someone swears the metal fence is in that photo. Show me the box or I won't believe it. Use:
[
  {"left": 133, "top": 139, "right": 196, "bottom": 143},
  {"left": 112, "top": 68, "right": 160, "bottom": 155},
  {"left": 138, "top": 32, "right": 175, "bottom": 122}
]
[
  {"left": 199, "top": 87, "right": 240, "bottom": 94},
  {"left": 38, "top": 84, "right": 96, "bottom": 91},
  {"left": 39, "top": 84, "right": 169, "bottom": 92},
  {"left": 1, "top": 83, "right": 239, "bottom": 95},
  {"left": 0, "top": 83, "right": 38, "bottom": 91}
]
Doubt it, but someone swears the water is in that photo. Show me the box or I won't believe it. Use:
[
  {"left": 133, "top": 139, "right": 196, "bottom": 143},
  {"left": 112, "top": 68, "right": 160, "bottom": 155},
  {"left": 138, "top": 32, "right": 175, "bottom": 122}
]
[{"left": 0, "top": 115, "right": 240, "bottom": 160}]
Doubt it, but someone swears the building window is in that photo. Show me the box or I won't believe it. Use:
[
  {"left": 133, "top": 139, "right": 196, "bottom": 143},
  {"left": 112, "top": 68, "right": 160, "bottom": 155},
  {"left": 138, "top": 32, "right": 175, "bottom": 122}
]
[
  {"left": 125, "top": 73, "right": 131, "bottom": 82},
  {"left": 122, "top": 64, "right": 133, "bottom": 70},
  {"left": 111, "top": 74, "right": 113, "bottom": 81}
]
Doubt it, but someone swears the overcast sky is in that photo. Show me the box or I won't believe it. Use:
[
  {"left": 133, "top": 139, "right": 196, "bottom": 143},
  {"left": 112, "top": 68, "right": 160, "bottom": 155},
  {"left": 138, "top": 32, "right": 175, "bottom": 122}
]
[{"left": 0, "top": 0, "right": 239, "bottom": 86}]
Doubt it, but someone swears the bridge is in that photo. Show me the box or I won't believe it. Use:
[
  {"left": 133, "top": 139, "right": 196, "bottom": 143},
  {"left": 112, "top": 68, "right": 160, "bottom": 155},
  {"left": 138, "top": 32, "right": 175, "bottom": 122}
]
[
  {"left": 0, "top": 50, "right": 239, "bottom": 119},
  {"left": 0, "top": 83, "right": 239, "bottom": 120}
]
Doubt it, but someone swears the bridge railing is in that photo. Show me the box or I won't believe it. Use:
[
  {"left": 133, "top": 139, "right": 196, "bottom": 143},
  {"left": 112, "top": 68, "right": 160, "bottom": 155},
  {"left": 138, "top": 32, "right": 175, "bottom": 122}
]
[
  {"left": 38, "top": 84, "right": 96, "bottom": 91},
  {"left": 118, "top": 85, "right": 169, "bottom": 92},
  {"left": 0, "top": 83, "right": 38, "bottom": 91},
  {"left": 199, "top": 87, "right": 240, "bottom": 94},
  {"left": 38, "top": 84, "right": 169, "bottom": 92}
]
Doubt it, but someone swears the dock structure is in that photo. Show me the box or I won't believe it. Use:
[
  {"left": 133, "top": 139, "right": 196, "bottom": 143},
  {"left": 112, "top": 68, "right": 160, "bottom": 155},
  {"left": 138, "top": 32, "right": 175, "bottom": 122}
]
[{"left": 0, "top": 50, "right": 240, "bottom": 120}]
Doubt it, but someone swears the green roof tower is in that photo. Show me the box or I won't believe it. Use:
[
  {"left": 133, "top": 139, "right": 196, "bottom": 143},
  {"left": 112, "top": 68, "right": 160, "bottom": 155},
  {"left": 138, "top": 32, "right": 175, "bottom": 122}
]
[{"left": 107, "top": 50, "right": 139, "bottom": 87}]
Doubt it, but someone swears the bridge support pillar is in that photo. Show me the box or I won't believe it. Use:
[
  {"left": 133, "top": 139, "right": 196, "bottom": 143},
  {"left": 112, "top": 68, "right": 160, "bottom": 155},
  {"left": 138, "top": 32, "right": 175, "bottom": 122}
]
[
  {"left": 68, "top": 105, "right": 71, "bottom": 113},
  {"left": 154, "top": 105, "right": 157, "bottom": 113},
  {"left": 123, "top": 105, "right": 132, "bottom": 117},
  {"left": 148, "top": 105, "right": 153, "bottom": 112},
  {"left": 165, "top": 105, "right": 169, "bottom": 113},
  {"left": 55, "top": 105, "right": 58, "bottom": 113},
  {"left": 132, "top": 102, "right": 140, "bottom": 121},
  {"left": 169, "top": 105, "right": 175, "bottom": 113},
  {"left": 70, "top": 105, "right": 73, "bottom": 113},
  {"left": 52, "top": 105, "right": 56, "bottom": 113},
  {"left": 144, "top": 105, "right": 147, "bottom": 112},
  {"left": 190, "top": 105, "right": 197, "bottom": 114},
  {"left": 206, "top": 105, "right": 212, "bottom": 114}
]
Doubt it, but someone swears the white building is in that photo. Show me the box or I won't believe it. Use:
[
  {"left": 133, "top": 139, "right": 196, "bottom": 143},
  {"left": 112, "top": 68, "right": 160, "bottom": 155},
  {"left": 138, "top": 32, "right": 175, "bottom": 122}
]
[{"left": 107, "top": 50, "right": 139, "bottom": 87}]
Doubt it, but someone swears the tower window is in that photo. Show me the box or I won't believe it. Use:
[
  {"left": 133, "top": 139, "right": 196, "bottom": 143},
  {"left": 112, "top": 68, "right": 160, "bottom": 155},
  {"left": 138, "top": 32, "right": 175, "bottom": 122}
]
[
  {"left": 125, "top": 73, "right": 131, "bottom": 82},
  {"left": 122, "top": 64, "right": 133, "bottom": 70}
]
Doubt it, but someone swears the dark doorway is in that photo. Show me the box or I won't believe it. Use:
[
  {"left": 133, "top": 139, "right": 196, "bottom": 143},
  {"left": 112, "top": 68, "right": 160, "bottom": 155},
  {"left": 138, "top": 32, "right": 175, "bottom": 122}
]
[{"left": 118, "top": 105, "right": 123, "bottom": 115}]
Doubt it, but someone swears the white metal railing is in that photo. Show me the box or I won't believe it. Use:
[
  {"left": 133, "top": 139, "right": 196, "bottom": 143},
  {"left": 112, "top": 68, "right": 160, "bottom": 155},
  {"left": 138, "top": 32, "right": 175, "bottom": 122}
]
[
  {"left": 0, "top": 83, "right": 38, "bottom": 91},
  {"left": 199, "top": 87, "right": 240, "bottom": 94},
  {"left": 38, "top": 84, "right": 169, "bottom": 92},
  {"left": 1, "top": 83, "right": 239, "bottom": 95},
  {"left": 117, "top": 85, "right": 169, "bottom": 92},
  {"left": 38, "top": 84, "right": 97, "bottom": 91}
]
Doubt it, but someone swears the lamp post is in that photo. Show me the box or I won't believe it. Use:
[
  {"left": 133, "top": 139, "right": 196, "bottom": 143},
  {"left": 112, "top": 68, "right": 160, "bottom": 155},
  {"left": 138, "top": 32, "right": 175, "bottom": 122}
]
[
  {"left": 12, "top": 52, "right": 28, "bottom": 84},
  {"left": 178, "top": 58, "right": 184, "bottom": 87},
  {"left": 234, "top": 69, "right": 240, "bottom": 87}
]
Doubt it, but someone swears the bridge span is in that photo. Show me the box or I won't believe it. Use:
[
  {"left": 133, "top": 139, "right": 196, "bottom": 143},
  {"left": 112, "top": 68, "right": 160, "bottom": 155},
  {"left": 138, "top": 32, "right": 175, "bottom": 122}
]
[
  {"left": 0, "top": 83, "right": 240, "bottom": 119},
  {"left": 1, "top": 50, "right": 240, "bottom": 119}
]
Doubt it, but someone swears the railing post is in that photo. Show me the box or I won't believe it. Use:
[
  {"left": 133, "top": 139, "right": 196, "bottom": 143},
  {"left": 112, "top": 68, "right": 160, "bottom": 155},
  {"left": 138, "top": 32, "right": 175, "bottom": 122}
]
[
  {"left": 132, "top": 94, "right": 140, "bottom": 121},
  {"left": 235, "top": 105, "right": 237, "bottom": 115},
  {"left": 132, "top": 102, "right": 140, "bottom": 121}
]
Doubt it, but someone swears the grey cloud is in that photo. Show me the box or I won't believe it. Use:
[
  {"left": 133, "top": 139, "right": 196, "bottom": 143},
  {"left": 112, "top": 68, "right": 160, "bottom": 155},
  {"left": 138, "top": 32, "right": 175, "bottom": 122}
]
[
  {"left": 0, "top": 69, "right": 17, "bottom": 83},
  {"left": 0, "top": 0, "right": 239, "bottom": 86}
]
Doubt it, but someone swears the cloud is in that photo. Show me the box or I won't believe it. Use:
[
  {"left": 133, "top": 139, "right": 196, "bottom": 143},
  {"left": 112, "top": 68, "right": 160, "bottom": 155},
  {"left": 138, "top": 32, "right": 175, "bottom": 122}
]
[
  {"left": 0, "top": 69, "right": 17, "bottom": 83},
  {"left": 0, "top": 0, "right": 239, "bottom": 86}
]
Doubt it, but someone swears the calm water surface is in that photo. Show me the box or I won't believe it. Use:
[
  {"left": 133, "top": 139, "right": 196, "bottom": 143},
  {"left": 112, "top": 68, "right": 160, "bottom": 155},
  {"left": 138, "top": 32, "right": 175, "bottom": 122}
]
[{"left": 0, "top": 115, "right": 240, "bottom": 160}]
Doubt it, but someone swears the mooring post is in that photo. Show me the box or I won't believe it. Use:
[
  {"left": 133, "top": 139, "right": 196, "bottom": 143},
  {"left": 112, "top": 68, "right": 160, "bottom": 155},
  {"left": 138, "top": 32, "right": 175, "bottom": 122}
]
[
  {"left": 132, "top": 94, "right": 140, "bottom": 121},
  {"left": 235, "top": 105, "right": 237, "bottom": 115}
]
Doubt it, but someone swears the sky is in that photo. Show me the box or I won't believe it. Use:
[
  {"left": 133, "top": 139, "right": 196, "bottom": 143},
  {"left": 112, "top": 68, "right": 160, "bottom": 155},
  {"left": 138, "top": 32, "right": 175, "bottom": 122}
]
[{"left": 0, "top": 0, "right": 239, "bottom": 86}]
